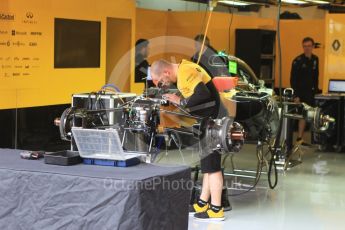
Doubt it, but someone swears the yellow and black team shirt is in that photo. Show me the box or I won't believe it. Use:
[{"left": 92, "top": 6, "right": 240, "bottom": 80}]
[{"left": 177, "top": 59, "right": 221, "bottom": 118}]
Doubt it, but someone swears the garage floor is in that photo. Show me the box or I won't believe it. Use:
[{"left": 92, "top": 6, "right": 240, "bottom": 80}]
[{"left": 156, "top": 141, "right": 345, "bottom": 230}]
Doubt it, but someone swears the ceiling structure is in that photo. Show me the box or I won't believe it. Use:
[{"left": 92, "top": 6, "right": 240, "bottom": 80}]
[{"left": 183, "top": 0, "right": 345, "bottom": 11}]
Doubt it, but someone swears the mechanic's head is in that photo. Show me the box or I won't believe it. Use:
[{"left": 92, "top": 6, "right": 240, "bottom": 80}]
[
  {"left": 302, "top": 37, "right": 314, "bottom": 57},
  {"left": 136, "top": 39, "right": 149, "bottom": 58},
  {"left": 151, "top": 59, "right": 176, "bottom": 88},
  {"left": 194, "top": 34, "right": 210, "bottom": 53}
]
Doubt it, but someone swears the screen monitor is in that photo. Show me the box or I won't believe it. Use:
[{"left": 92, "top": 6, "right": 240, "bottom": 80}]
[
  {"left": 328, "top": 79, "right": 345, "bottom": 93},
  {"left": 54, "top": 18, "right": 101, "bottom": 68}
]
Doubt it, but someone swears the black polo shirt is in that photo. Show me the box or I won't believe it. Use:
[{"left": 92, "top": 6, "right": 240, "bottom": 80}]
[{"left": 290, "top": 53, "right": 319, "bottom": 105}]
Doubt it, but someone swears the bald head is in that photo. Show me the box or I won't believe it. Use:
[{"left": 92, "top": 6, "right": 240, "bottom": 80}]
[
  {"left": 151, "top": 59, "right": 173, "bottom": 78},
  {"left": 150, "top": 59, "right": 177, "bottom": 87}
]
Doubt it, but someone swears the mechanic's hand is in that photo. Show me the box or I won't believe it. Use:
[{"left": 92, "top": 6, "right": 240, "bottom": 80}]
[
  {"left": 163, "top": 94, "right": 181, "bottom": 105},
  {"left": 294, "top": 97, "right": 300, "bottom": 103}
]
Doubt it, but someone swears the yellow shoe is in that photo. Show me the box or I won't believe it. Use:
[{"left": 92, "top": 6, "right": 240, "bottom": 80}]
[
  {"left": 296, "top": 138, "right": 304, "bottom": 145},
  {"left": 296, "top": 138, "right": 311, "bottom": 147},
  {"left": 189, "top": 203, "right": 208, "bottom": 216},
  {"left": 194, "top": 208, "right": 225, "bottom": 221}
]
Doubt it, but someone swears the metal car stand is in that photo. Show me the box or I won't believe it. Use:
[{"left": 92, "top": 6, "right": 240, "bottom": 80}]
[
  {"left": 277, "top": 100, "right": 304, "bottom": 171},
  {"left": 313, "top": 94, "right": 344, "bottom": 152},
  {"left": 222, "top": 140, "right": 269, "bottom": 181},
  {"left": 274, "top": 88, "right": 305, "bottom": 171}
]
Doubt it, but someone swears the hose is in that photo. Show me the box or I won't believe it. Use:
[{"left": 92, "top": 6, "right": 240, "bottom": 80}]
[
  {"left": 266, "top": 0, "right": 283, "bottom": 190},
  {"left": 197, "top": 2, "right": 214, "bottom": 65}
]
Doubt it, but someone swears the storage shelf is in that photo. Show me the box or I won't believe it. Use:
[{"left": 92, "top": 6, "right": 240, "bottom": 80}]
[{"left": 235, "top": 29, "right": 276, "bottom": 82}]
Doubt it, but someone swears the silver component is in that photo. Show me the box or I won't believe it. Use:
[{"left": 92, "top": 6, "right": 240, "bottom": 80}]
[
  {"left": 301, "top": 103, "right": 335, "bottom": 132},
  {"left": 139, "top": 109, "right": 147, "bottom": 122},
  {"left": 109, "top": 98, "right": 115, "bottom": 125},
  {"left": 202, "top": 117, "right": 245, "bottom": 154}
]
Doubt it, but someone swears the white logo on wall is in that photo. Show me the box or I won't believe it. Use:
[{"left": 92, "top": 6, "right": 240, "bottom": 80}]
[{"left": 331, "top": 38, "right": 342, "bottom": 55}]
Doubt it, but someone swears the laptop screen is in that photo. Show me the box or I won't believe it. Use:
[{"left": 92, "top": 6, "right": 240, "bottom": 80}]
[{"left": 328, "top": 79, "right": 345, "bottom": 93}]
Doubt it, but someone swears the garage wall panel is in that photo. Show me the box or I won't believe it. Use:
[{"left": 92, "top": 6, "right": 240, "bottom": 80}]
[
  {"left": 0, "top": 0, "right": 136, "bottom": 109},
  {"left": 323, "top": 13, "right": 345, "bottom": 92}
]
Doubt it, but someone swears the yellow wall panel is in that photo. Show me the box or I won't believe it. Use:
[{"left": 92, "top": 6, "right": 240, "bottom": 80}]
[
  {"left": 323, "top": 13, "right": 345, "bottom": 92},
  {"left": 0, "top": 90, "right": 17, "bottom": 109},
  {"left": 166, "top": 11, "right": 275, "bottom": 62},
  {"left": 133, "top": 9, "right": 169, "bottom": 93},
  {"left": 276, "top": 20, "right": 325, "bottom": 89},
  {"left": 0, "top": 0, "right": 136, "bottom": 109},
  {"left": 106, "top": 18, "right": 132, "bottom": 92}
]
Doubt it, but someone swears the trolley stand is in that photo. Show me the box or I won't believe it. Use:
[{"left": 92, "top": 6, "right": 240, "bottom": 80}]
[
  {"left": 222, "top": 141, "right": 269, "bottom": 179},
  {"left": 276, "top": 102, "right": 303, "bottom": 170},
  {"left": 313, "top": 94, "right": 344, "bottom": 152}
]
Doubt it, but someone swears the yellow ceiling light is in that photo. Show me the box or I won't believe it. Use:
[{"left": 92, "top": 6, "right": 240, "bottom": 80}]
[
  {"left": 218, "top": 0, "right": 252, "bottom": 6},
  {"left": 305, "top": 0, "right": 330, "bottom": 4},
  {"left": 281, "top": 0, "right": 307, "bottom": 4},
  {"left": 218, "top": 0, "right": 330, "bottom": 7}
]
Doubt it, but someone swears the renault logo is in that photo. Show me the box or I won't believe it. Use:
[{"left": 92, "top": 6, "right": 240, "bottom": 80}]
[
  {"left": 26, "top": 12, "right": 33, "bottom": 19},
  {"left": 332, "top": 39, "right": 341, "bottom": 52}
]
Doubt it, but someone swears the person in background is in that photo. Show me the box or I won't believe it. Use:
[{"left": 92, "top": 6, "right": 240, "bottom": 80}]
[
  {"left": 290, "top": 37, "right": 319, "bottom": 145},
  {"left": 135, "top": 39, "right": 154, "bottom": 88},
  {"left": 191, "top": 34, "right": 228, "bottom": 77}
]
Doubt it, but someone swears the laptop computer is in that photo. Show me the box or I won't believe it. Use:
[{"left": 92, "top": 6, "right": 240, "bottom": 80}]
[{"left": 328, "top": 79, "right": 345, "bottom": 94}]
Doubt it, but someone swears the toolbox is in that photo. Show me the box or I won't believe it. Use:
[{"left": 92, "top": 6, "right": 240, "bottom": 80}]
[
  {"left": 71, "top": 128, "right": 143, "bottom": 167},
  {"left": 83, "top": 157, "right": 141, "bottom": 167},
  {"left": 44, "top": 150, "right": 82, "bottom": 166}
]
